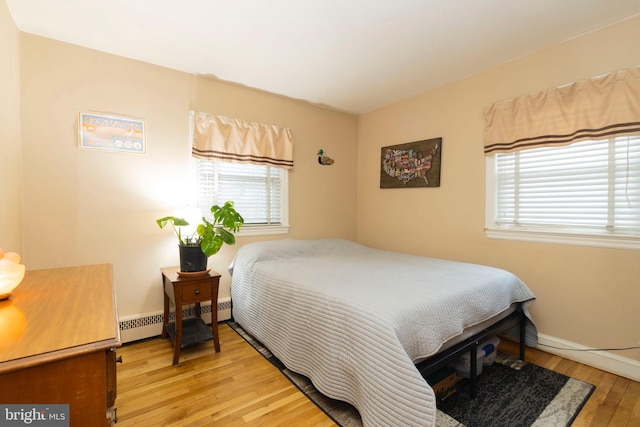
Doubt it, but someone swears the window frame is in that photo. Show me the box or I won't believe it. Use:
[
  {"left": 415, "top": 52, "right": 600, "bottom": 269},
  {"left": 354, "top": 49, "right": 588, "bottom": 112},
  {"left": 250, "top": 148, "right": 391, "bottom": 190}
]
[
  {"left": 193, "top": 158, "right": 290, "bottom": 237},
  {"left": 485, "top": 138, "right": 640, "bottom": 251}
]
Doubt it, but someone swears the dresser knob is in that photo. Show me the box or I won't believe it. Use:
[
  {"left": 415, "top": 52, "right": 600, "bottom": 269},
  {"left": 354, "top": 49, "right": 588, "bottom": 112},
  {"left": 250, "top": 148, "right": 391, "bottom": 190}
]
[
  {"left": 116, "top": 356, "right": 123, "bottom": 364},
  {"left": 195, "top": 289, "right": 200, "bottom": 295}
]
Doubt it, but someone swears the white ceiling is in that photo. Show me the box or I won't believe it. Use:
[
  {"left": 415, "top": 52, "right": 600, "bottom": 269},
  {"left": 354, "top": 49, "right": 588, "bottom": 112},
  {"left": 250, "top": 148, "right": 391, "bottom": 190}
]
[{"left": 6, "top": 0, "right": 640, "bottom": 114}]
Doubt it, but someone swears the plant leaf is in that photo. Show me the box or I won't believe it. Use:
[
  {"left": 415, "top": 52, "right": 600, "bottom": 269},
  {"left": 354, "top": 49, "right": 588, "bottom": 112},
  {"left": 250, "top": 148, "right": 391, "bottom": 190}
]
[
  {"left": 156, "top": 216, "right": 189, "bottom": 228},
  {"left": 219, "top": 228, "right": 236, "bottom": 245},
  {"left": 200, "top": 234, "right": 224, "bottom": 257}
]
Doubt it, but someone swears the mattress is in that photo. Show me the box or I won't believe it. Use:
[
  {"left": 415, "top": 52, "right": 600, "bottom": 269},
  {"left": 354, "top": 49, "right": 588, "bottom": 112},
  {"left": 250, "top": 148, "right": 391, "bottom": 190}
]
[{"left": 230, "top": 238, "right": 537, "bottom": 426}]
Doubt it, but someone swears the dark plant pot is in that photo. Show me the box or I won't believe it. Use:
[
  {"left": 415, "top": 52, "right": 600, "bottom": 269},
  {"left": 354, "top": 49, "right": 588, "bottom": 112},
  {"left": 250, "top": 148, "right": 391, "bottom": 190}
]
[{"left": 179, "top": 244, "right": 208, "bottom": 272}]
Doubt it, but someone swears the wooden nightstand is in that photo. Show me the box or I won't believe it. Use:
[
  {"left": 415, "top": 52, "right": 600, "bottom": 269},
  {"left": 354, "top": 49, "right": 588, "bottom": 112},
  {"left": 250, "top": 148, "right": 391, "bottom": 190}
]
[{"left": 161, "top": 267, "right": 221, "bottom": 365}]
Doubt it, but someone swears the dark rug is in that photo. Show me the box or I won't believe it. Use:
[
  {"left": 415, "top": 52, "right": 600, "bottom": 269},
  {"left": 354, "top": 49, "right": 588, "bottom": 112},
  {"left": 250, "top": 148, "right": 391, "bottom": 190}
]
[{"left": 227, "top": 321, "right": 594, "bottom": 427}]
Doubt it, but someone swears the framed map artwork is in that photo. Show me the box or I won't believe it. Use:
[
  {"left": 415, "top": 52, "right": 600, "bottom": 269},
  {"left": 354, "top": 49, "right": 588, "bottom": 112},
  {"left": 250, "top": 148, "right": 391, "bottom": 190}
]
[{"left": 380, "top": 137, "right": 442, "bottom": 188}]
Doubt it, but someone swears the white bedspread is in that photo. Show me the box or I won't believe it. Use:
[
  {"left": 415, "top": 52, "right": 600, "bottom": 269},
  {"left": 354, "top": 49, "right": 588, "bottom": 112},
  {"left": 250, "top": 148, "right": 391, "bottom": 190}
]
[{"left": 230, "top": 239, "right": 537, "bottom": 427}]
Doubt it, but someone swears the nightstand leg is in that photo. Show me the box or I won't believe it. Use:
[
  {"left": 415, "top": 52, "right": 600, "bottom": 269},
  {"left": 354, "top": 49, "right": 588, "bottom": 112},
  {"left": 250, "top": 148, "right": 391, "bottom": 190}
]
[
  {"left": 212, "top": 303, "right": 220, "bottom": 352},
  {"left": 173, "top": 311, "right": 182, "bottom": 365},
  {"left": 161, "top": 291, "right": 169, "bottom": 339},
  {"left": 210, "top": 281, "right": 220, "bottom": 352}
]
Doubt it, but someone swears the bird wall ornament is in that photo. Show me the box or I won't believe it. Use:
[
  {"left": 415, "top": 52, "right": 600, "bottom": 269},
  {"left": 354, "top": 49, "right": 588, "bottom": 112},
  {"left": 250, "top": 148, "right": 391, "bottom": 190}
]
[{"left": 317, "top": 149, "right": 335, "bottom": 165}]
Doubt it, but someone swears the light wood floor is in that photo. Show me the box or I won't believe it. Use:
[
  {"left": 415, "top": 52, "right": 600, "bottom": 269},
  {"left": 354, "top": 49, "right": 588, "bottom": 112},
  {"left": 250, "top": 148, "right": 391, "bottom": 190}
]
[{"left": 116, "top": 323, "right": 640, "bottom": 426}]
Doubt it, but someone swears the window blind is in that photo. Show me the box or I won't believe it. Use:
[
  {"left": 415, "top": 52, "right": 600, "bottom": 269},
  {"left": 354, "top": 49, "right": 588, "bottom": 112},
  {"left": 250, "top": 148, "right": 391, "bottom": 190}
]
[
  {"left": 196, "top": 159, "right": 284, "bottom": 225},
  {"left": 495, "top": 136, "right": 640, "bottom": 235}
]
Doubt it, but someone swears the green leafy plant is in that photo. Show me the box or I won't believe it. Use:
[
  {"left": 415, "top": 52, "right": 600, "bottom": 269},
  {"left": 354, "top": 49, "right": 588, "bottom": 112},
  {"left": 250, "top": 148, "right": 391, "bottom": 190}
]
[
  {"left": 156, "top": 201, "right": 244, "bottom": 257},
  {"left": 155, "top": 216, "right": 190, "bottom": 245}
]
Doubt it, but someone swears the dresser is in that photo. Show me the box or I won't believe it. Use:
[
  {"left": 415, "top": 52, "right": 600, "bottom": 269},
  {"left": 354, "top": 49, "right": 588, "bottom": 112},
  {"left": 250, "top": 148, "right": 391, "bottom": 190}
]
[{"left": 0, "top": 264, "right": 122, "bottom": 426}]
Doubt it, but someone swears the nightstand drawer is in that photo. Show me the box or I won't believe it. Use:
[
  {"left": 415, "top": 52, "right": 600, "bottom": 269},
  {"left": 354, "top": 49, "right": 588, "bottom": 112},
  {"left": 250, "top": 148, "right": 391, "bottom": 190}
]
[{"left": 182, "top": 282, "right": 211, "bottom": 303}]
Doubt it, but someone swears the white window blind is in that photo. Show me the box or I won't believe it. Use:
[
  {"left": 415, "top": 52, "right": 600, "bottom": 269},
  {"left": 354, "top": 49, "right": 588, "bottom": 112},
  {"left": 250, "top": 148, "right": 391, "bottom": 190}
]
[
  {"left": 196, "top": 159, "right": 287, "bottom": 227},
  {"left": 494, "top": 136, "right": 640, "bottom": 237}
]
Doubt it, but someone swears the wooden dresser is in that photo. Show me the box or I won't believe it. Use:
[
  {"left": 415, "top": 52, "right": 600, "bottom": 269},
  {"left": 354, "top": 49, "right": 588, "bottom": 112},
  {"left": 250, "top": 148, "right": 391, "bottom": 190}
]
[{"left": 0, "top": 264, "right": 121, "bottom": 426}]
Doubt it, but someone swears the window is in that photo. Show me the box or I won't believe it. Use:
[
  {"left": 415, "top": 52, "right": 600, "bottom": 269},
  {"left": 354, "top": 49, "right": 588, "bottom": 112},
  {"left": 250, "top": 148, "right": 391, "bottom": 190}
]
[
  {"left": 486, "top": 135, "right": 640, "bottom": 250},
  {"left": 195, "top": 159, "right": 289, "bottom": 236}
]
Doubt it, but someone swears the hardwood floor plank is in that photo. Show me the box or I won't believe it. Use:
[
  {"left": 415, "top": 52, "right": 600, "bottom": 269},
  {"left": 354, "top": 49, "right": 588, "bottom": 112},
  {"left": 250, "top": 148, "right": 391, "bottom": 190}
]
[
  {"left": 116, "top": 324, "right": 335, "bottom": 427},
  {"left": 590, "top": 376, "right": 629, "bottom": 427},
  {"left": 116, "top": 323, "right": 640, "bottom": 426},
  {"left": 608, "top": 377, "right": 639, "bottom": 426}
]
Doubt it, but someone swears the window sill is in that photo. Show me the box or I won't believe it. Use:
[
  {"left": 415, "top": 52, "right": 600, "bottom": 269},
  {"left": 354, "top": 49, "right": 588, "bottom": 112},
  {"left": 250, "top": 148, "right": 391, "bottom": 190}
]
[
  {"left": 485, "top": 227, "right": 640, "bottom": 251},
  {"left": 237, "top": 224, "right": 290, "bottom": 237}
]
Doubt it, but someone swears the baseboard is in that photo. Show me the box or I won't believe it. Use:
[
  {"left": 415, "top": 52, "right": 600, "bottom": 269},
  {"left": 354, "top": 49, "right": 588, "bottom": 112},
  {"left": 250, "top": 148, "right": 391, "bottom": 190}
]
[
  {"left": 118, "top": 306, "right": 639, "bottom": 382},
  {"left": 118, "top": 297, "right": 231, "bottom": 343},
  {"left": 537, "top": 333, "right": 640, "bottom": 382}
]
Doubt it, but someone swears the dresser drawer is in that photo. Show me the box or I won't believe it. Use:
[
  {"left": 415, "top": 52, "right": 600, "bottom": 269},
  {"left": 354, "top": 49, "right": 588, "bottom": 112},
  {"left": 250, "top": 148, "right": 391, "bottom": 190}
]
[{"left": 182, "top": 282, "right": 211, "bottom": 303}]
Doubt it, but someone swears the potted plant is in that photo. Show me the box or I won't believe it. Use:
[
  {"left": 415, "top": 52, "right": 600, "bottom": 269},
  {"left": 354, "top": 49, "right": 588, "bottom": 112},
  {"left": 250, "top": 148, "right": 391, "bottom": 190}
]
[{"left": 156, "top": 201, "right": 244, "bottom": 273}]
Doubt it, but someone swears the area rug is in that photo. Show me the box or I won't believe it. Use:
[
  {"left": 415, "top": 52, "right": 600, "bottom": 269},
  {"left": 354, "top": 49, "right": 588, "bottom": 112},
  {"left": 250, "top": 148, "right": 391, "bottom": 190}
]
[{"left": 227, "top": 321, "right": 594, "bottom": 427}]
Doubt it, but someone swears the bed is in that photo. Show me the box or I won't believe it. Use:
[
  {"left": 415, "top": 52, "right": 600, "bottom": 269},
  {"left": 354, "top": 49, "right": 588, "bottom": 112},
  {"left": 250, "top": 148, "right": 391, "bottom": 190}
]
[{"left": 230, "top": 239, "right": 537, "bottom": 427}]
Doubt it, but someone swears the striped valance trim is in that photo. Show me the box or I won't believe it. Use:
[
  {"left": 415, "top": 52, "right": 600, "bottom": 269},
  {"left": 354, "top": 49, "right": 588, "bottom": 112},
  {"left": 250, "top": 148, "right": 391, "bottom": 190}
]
[
  {"left": 192, "top": 111, "right": 294, "bottom": 169},
  {"left": 484, "top": 66, "right": 640, "bottom": 155},
  {"left": 484, "top": 122, "right": 640, "bottom": 154},
  {"left": 192, "top": 148, "right": 294, "bottom": 168}
]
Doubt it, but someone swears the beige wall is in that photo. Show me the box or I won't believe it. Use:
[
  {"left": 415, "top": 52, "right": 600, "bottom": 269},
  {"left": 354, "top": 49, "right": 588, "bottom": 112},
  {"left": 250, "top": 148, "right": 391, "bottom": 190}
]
[
  {"left": 3, "top": 0, "right": 638, "bottom": 370},
  {"left": 358, "top": 16, "right": 640, "bottom": 363},
  {"left": 18, "top": 34, "right": 357, "bottom": 319},
  {"left": 0, "top": 0, "right": 22, "bottom": 252}
]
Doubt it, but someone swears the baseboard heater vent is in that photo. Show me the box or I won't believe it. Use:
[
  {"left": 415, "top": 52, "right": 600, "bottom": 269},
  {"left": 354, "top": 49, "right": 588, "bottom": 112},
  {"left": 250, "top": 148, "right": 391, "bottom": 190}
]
[{"left": 118, "top": 298, "right": 231, "bottom": 343}]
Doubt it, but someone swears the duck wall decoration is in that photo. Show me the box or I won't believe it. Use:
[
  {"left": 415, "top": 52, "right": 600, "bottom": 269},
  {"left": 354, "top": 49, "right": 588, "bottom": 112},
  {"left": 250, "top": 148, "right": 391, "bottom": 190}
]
[{"left": 317, "top": 149, "right": 335, "bottom": 165}]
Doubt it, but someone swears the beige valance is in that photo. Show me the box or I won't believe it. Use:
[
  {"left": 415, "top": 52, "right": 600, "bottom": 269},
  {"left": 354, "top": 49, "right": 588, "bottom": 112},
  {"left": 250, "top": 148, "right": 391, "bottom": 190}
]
[
  {"left": 483, "top": 66, "right": 640, "bottom": 155},
  {"left": 192, "top": 112, "right": 294, "bottom": 168}
]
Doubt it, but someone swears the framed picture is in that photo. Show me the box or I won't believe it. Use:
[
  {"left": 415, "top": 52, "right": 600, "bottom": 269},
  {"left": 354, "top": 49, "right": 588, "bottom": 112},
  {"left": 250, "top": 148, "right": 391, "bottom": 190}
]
[
  {"left": 78, "top": 111, "right": 146, "bottom": 154},
  {"left": 380, "top": 137, "right": 441, "bottom": 188}
]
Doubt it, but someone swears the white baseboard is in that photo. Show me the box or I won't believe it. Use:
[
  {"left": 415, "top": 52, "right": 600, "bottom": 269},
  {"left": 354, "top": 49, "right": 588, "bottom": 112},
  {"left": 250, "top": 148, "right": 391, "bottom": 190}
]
[
  {"left": 537, "top": 333, "right": 640, "bottom": 382},
  {"left": 119, "top": 297, "right": 231, "bottom": 343},
  {"left": 118, "top": 305, "right": 639, "bottom": 383}
]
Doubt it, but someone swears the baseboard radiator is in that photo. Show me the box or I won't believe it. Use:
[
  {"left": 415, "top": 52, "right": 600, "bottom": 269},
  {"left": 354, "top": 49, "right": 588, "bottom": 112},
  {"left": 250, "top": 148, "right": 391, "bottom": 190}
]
[{"left": 119, "top": 297, "right": 231, "bottom": 343}]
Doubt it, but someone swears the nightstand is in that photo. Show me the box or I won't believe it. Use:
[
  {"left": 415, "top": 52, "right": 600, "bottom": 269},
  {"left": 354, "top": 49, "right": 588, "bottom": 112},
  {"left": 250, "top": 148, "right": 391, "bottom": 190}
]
[{"left": 161, "top": 267, "right": 221, "bottom": 365}]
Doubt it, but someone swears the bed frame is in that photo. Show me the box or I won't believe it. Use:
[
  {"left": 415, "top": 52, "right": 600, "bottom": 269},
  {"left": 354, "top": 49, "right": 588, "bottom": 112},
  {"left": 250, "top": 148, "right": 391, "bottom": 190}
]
[{"left": 416, "top": 302, "right": 527, "bottom": 398}]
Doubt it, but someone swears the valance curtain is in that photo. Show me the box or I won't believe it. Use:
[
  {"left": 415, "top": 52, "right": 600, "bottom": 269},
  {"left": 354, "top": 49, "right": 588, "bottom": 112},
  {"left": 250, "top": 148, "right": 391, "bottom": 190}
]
[
  {"left": 483, "top": 66, "right": 640, "bottom": 155},
  {"left": 192, "top": 111, "right": 294, "bottom": 168}
]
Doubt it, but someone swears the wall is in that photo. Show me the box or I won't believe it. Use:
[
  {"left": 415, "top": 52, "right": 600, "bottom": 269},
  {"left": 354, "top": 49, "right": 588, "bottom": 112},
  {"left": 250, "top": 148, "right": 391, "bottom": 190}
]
[
  {"left": 18, "top": 33, "right": 357, "bottom": 340},
  {"left": 357, "top": 15, "right": 640, "bottom": 373},
  {"left": 7, "top": 0, "right": 639, "bottom": 377},
  {"left": 0, "top": 0, "right": 22, "bottom": 252}
]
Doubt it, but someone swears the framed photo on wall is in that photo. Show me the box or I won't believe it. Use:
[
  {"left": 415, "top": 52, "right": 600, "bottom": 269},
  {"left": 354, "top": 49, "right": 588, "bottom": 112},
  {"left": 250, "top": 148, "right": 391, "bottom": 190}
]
[
  {"left": 78, "top": 111, "right": 146, "bottom": 154},
  {"left": 380, "top": 137, "right": 442, "bottom": 188}
]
